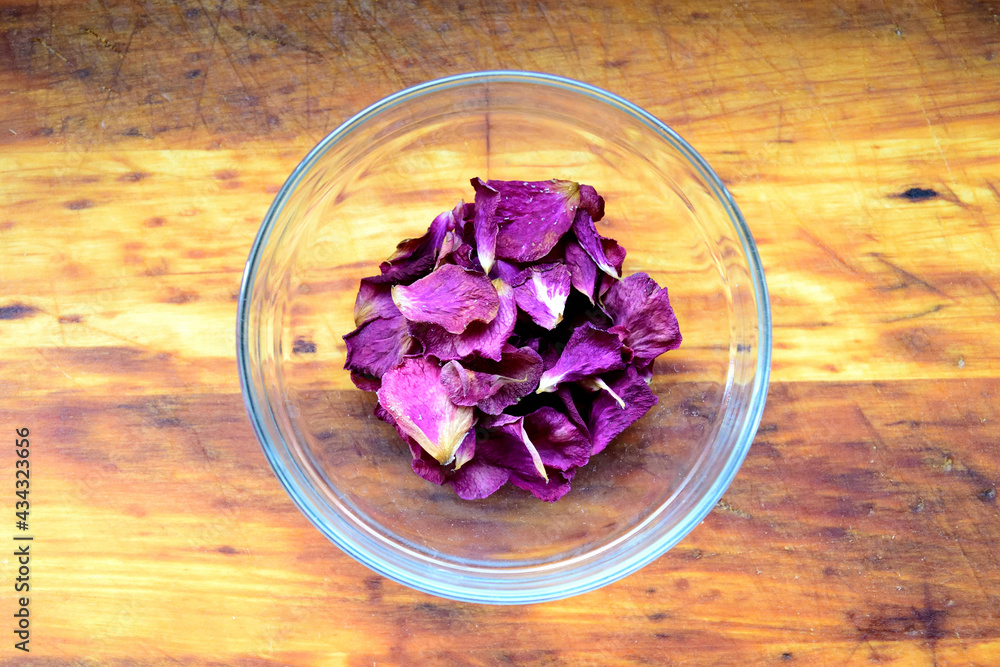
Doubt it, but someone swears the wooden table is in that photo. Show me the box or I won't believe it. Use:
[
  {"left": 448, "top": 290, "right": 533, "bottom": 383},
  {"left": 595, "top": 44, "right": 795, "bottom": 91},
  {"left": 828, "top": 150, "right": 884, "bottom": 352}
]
[{"left": 2, "top": 0, "right": 998, "bottom": 663}]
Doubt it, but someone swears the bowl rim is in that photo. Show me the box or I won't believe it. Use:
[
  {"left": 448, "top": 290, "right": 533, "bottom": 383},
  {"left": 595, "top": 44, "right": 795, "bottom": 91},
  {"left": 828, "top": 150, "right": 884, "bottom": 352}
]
[{"left": 237, "top": 69, "right": 772, "bottom": 604}]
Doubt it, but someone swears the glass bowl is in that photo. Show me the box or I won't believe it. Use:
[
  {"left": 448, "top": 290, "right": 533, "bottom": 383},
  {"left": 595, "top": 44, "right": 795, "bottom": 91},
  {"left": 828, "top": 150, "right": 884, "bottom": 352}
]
[{"left": 237, "top": 71, "right": 771, "bottom": 604}]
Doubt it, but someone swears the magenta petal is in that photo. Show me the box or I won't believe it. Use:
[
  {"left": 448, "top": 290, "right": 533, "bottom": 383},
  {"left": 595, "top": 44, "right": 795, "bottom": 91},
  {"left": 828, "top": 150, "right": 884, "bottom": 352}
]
[
  {"left": 536, "top": 323, "right": 625, "bottom": 393},
  {"left": 489, "top": 258, "right": 522, "bottom": 284},
  {"left": 509, "top": 468, "right": 574, "bottom": 502},
  {"left": 486, "top": 179, "right": 581, "bottom": 263},
  {"left": 472, "top": 178, "right": 500, "bottom": 273},
  {"left": 512, "top": 263, "right": 572, "bottom": 330},
  {"left": 556, "top": 385, "right": 591, "bottom": 438},
  {"left": 369, "top": 205, "right": 457, "bottom": 285},
  {"left": 602, "top": 272, "right": 682, "bottom": 365},
  {"left": 490, "top": 417, "right": 548, "bottom": 481},
  {"left": 453, "top": 427, "right": 477, "bottom": 470},
  {"left": 392, "top": 264, "right": 500, "bottom": 334},
  {"left": 524, "top": 406, "right": 592, "bottom": 471},
  {"left": 564, "top": 239, "right": 598, "bottom": 303},
  {"left": 376, "top": 358, "right": 474, "bottom": 464},
  {"left": 412, "top": 279, "right": 516, "bottom": 361},
  {"left": 579, "top": 184, "right": 605, "bottom": 221},
  {"left": 449, "top": 458, "right": 510, "bottom": 500},
  {"left": 588, "top": 366, "right": 659, "bottom": 456},
  {"left": 343, "top": 314, "right": 413, "bottom": 378},
  {"left": 439, "top": 346, "right": 543, "bottom": 415},
  {"left": 350, "top": 371, "right": 381, "bottom": 392},
  {"left": 572, "top": 209, "right": 620, "bottom": 279},
  {"left": 354, "top": 278, "right": 400, "bottom": 327}
]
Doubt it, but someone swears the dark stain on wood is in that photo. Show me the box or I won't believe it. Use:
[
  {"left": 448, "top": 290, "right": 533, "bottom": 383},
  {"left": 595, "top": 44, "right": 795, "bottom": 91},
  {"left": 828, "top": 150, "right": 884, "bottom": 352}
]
[
  {"left": 118, "top": 171, "right": 148, "bottom": 182},
  {"left": 899, "top": 187, "right": 939, "bottom": 201},
  {"left": 364, "top": 576, "right": 383, "bottom": 603},
  {"left": 162, "top": 290, "right": 198, "bottom": 304},
  {"left": 977, "top": 486, "right": 996, "bottom": 503},
  {"left": 65, "top": 199, "right": 94, "bottom": 210},
  {"left": 217, "top": 545, "right": 239, "bottom": 555},
  {"left": 144, "top": 217, "right": 166, "bottom": 227},
  {"left": 214, "top": 169, "right": 239, "bottom": 180},
  {"left": 292, "top": 338, "right": 317, "bottom": 354},
  {"left": 0, "top": 303, "right": 36, "bottom": 319},
  {"left": 58, "top": 314, "right": 82, "bottom": 324}
]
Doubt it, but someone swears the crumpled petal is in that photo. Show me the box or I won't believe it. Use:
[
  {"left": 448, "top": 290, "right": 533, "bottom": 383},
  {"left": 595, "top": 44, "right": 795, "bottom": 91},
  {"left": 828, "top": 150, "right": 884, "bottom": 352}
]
[
  {"left": 491, "top": 416, "right": 548, "bottom": 481},
  {"left": 369, "top": 204, "right": 463, "bottom": 285},
  {"left": 536, "top": 323, "right": 625, "bottom": 393},
  {"left": 588, "top": 365, "right": 659, "bottom": 456},
  {"left": 523, "top": 406, "right": 592, "bottom": 471},
  {"left": 391, "top": 263, "right": 500, "bottom": 334},
  {"left": 579, "top": 184, "right": 605, "bottom": 221},
  {"left": 482, "top": 179, "right": 582, "bottom": 263},
  {"left": 353, "top": 278, "right": 400, "bottom": 327},
  {"left": 572, "top": 209, "right": 620, "bottom": 279},
  {"left": 376, "top": 357, "right": 474, "bottom": 465},
  {"left": 512, "top": 263, "right": 572, "bottom": 330},
  {"left": 343, "top": 314, "right": 414, "bottom": 378},
  {"left": 556, "top": 385, "right": 591, "bottom": 438},
  {"left": 412, "top": 279, "right": 516, "bottom": 361},
  {"left": 472, "top": 178, "right": 500, "bottom": 274},
  {"left": 509, "top": 467, "right": 575, "bottom": 502},
  {"left": 488, "top": 258, "right": 522, "bottom": 284},
  {"left": 602, "top": 272, "right": 682, "bottom": 365},
  {"left": 564, "top": 238, "right": 598, "bottom": 303},
  {"left": 439, "top": 345, "right": 543, "bottom": 415},
  {"left": 449, "top": 457, "right": 510, "bottom": 500}
]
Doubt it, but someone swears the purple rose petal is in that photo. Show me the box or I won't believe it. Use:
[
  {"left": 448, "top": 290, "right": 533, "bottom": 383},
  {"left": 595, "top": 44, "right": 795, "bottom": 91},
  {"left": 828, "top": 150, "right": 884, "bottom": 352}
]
[
  {"left": 489, "top": 258, "right": 522, "bottom": 284},
  {"left": 449, "top": 458, "right": 511, "bottom": 500},
  {"left": 368, "top": 204, "right": 461, "bottom": 285},
  {"left": 392, "top": 263, "right": 500, "bottom": 334},
  {"left": 509, "top": 468, "right": 575, "bottom": 503},
  {"left": 512, "top": 263, "right": 572, "bottom": 330},
  {"left": 572, "top": 209, "right": 620, "bottom": 279},
  {"left": 556, "top": 385, "right": 591, "bottom": 438},
  {"left": 484, "top": 179, "right": 582, "bottom": 263},
  {"left": 439, "top": 345, "right": 543, "bottom": 415},
  {"left": 602, "top": 272, "right": 682, "bottom": 365},
  {"left": 523, "top": 407, "right": 592, "bottom": 471},
  {"left": 472, "top": 178, "right": 500, "bottom": 274},
  {"left": 536, "top": 323, "right": 625, "bottom": 393},
  {"left": 350, "top": 371, "right": 381, "bottom": 392},
  {"left": 588, "top": 365, "right": 659, "bottom": 456},
  {"left": 353, "top": 278, "right": 400, "bottom": 327},
  {"left": 492, "top": 416, "right": 548, "bottom": 481},
  {"left": 564, "top": 238, "right": 598, "bottom": 303},
  {"left": 579, "top": 184, "right": 605, "bottom": 221},
  {"left": 376, "top": 357, "right": 474, "bottom": 465},
  {"left": 343, "top": 314, "right": 414, "bottom": 378},
  {"left": 412, "top": 279, "right": 516, "bottom": 361}
]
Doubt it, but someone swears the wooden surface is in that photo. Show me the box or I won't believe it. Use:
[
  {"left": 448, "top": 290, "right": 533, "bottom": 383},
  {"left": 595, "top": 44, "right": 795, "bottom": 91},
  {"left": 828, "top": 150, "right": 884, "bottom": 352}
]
[{"left": 2, "top": 0, "right": 1000, "bottom": 664}]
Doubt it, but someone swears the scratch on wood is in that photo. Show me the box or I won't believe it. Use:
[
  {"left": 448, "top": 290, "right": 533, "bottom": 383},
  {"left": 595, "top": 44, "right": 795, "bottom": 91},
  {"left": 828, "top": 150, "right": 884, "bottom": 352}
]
[
  {"left": 799, "top": 228, "right": 863, "bottom": 277},
  {"left": 33, "top": 38, "right": 69, "bottom": 63},
  {"left": 81, "top": 27, "right": 123, "bottom": 54},
  {"left": 880, "top": 304, "right": 945, "bottom": 323},
  {"left": 868, "top": 252, "right": 950, "bottom": 298}
]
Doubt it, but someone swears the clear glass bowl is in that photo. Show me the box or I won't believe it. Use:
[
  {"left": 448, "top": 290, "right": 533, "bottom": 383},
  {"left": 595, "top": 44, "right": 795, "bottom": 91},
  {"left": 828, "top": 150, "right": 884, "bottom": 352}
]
[{"left": 237, "top": 71, "right": 771, "bottom": 604}]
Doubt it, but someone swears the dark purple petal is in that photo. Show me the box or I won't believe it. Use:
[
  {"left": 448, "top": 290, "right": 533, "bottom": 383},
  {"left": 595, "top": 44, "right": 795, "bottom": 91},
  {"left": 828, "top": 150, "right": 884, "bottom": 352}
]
[
  {"left": 472, "top": 178, "right": 500, "bottom": 273},
  {"left": 353, "top": 278, "right": 399, "bottom": 327},
  {"left": 556, "top": 385, "right": 591, "bottom": 438},
  {"left": 369, "top": 205, "right": 460, "bottom": 285},
  {"left": 485, "top": 179, "right": 581, "bottom": 263},
  {"left": 512, "top": 263, "right": 572, "bottom": 330},
  {"left": 412, "top": 279, "right": 516, "bottom": 361},
  {"left": 579, "top": 184, "right": 605, "bottom": 221},
  {"left": 449, "top": 458, "right": 510, "bottom": 500},
  {"left": 588, "top": 366, "right": 658, "bottom": 456},
  {"left": 376, "top": 357, "right": 474, "bottom": 464},
  {"left": 509, "top": 468, "right": 575, "bottom": 502},
  {"left": 602, "top": 236, "right": 626, "bottom": 273},
  {"left": 453, "top": 427, "right": 477, "bottom": 470},
  {"left": 489, "top": 258, "right": 522, "bottom": 284},
  {"left": 602, "top": 272, "right": 682, "bottom": 365},
  {"left": 410, "top": 443, "right": 447, "bottom": 485},
  {"left": 564, "top": 238, "right": 598, "bottom": 303},
  {"left": 536, "top": 323, "right": 625, "bottom": 393},
  {"left": 439, "top": 346, "right": 543, "bottom": 415},
  {"left": 350, "top": 371, "right": 381, "bottom": 392},
  {"left": 524, "top": 407, "right": 591, "bottom": 471},
  {"left": 490, "top": 417, "right": 548, "bottom": 481},
  {"left": 343, "top": 314, "right": 413, "bottom": 378},
  {"left": 572, "top": 209, "right": 620, "bottom": 279},
  {"left": 392, "top": 264, "right": 500, "bottom": 334}
]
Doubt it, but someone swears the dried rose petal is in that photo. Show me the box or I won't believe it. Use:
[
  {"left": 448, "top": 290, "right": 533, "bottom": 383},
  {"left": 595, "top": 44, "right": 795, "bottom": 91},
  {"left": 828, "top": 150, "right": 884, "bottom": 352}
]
[
  {"left": 368, "top": 204, "right": 462, "bottom": 285},
  {"left": 564, "top": 238, "right": 598, "bottom": 303},
  {"left": 509, "top": 468, "right": 575, "bottom": 503},
  {"left": 484, "top": 179, "right": 582, "bottom": 263},
  {"left": 572, "top": 209, "right": 620, "bottom": 279},
  {"left": 602, "top": 272, "right": 681, "bottom": 365},
  {"left": 492, "top": 416, "right": 548, "bottom": 481},
  {"left": 439, "top": 345, "right": 543, "bottom": 415},
  {"left": 472, "top": 178, "right": 500, "bottom": 274},
  {"left": 523, "top": 407, "right": 591, "bottom": 471},
  {"left": 391, "top": 263, "right": 500, "bottom": 334},
  {"left": 579, "top": 184, "right": 605, "bottom": 221},
  {"left": 376, "top": 357, "right": 474, "bottom": 465},
  {"left": 343, "top": 314, "right": 414, "bottom": 378},
  {"left": 588, "top": 365, "right": 659, "bottom": 456},
  {"left": 449, "top": 458, "right": 510, "bottom": 500},
  {"left": 512, "top": 263, "right": 572, "bottom": 330},
  {"left": 536, "top": 323, "right": 625, "bottom": 393},
  {"left": 412, "top": 279, "right": 516, "bottom": 361}
]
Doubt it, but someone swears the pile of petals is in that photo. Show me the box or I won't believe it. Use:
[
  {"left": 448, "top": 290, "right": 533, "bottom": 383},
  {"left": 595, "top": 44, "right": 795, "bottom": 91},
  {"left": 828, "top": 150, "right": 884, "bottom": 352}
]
[{"left": 344, "top": 178, "right": 681, "bottom": 502}]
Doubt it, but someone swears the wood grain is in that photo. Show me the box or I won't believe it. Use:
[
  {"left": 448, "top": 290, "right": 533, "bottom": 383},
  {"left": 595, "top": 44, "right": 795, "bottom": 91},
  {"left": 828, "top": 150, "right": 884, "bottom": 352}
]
[{"left": 2, "top": 0, "right": 1000, "bottom": 664}]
